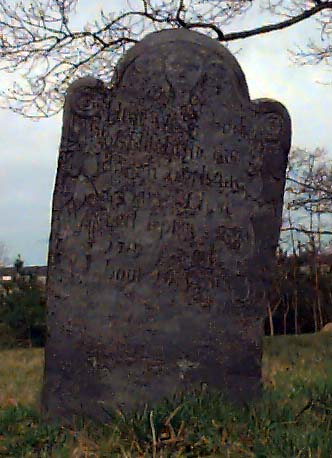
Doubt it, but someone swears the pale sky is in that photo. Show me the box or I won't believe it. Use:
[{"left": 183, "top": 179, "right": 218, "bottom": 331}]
[{"left": 1, "top": 1, "right": 332, "bottom": 266}]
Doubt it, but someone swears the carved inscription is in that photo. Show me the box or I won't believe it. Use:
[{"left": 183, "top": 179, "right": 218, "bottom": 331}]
[{"left": 107, "top": 268, "right": 141, "bottom": 282}]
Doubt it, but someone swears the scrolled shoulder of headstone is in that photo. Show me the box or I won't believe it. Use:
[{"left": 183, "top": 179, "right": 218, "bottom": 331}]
[
  {"left": 252, "top": 98, "right": 292, "bottom": 150},
  {"left": 65, "top": 76, "right": 109, "bottom": 118},
  {"left": 250, "top": 98, "right": 292, "bottom": 188}
]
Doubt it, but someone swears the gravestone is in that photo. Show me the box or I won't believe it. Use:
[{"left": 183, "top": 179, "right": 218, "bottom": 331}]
[{"left": 42, "top": 28, "right": 291, "bottom": 423}]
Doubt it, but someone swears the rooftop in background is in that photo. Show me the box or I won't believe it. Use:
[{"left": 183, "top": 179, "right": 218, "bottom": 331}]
[{"left": 0, "top": 266, "right": 47, "bottom": 279}]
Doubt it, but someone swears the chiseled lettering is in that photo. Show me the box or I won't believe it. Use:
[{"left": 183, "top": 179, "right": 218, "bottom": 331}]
[
  {"left": 216, "top": 226, "right": 247, "bottom": 250},
  {"left": 213, "top": 149, "right": 240, "bottom": 164},
  {"left": 108, "top": 240, "right": 142, "bottom": 255},
  {"left": 109, "top": 268, "right": 141, "bottom": 282},
  {"left": 107, "top": 211, "right": 136, "bottom": 229}
]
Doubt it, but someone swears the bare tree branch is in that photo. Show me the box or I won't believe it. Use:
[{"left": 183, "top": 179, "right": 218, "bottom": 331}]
[
  {"left": 223, "top": 2, "right": 332, "bottom": 41},
  {"left": 0, "top": 241, "right": 9, "bottom": 267},
  {"left": 281, "top": 226, "right": 332, "bottom": 236},
  {"left": 281, "top": 147, "right": 332, "bottom": 254},
  {"left": 287, "top": 177, "right": 332, "bottom": 198},
  {"left": 1, "top": 1, "right": 332, "bottom": 117}
]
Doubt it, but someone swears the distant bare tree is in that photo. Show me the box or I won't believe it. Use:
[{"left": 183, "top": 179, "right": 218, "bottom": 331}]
[
  {"left": 281, "top": 147, "right": 332, "bottom": 252},
  {"left": 0, "top": 241, "right": 9, "bottom": 267},
  {"left": 278, "top": 147, "right": 332, "bottom": 333},
  {"left": 1, "top": 0, "right": 332, "bottom": 117}
]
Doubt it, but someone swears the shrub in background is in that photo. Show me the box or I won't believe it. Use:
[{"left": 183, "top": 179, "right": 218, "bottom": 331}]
[{"left": 0, "top": 274, "right": 46, "bottom": 348}]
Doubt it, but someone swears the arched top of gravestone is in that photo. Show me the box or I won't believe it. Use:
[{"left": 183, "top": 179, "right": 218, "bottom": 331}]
[
  {"left": 111, "top": 28, "right": 251, "bottom": 103},
  {"left": 61, "top": 30, "right": 291, "bottom": 205},
  {"left": 62, "top": 26, "right": 291, "bottom": 200},
  {"left": 64, "top": 29, "right": 291, "bottom": 152}
]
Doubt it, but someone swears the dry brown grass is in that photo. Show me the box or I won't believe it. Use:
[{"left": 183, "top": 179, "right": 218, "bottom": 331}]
[
  {"left": 1, "top": 333, "right": 331, "bottom": 412},
  {"left": 0, "top": 347, "right": 44, "bottom": 409}
]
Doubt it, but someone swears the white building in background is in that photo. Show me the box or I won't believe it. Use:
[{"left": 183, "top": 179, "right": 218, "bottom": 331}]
[{"left": 0, "top": 266, "right": 47, "bottom": 285}]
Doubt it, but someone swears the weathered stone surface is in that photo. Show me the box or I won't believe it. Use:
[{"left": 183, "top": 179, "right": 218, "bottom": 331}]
[{"left": 42, "top": 28, "right": 291, "bottom": 423}]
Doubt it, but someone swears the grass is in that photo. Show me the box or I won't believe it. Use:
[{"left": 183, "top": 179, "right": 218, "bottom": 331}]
[
  {"left": 0, "top": 348, "right": 43, "bottom": 408},
  {"left": 1, "top": 333, "right": 332, "bottom": 457}
]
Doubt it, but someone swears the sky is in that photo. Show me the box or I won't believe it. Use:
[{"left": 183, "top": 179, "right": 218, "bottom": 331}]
[{"left": 1, "top": 0, "right": 332, "bottom": 266}]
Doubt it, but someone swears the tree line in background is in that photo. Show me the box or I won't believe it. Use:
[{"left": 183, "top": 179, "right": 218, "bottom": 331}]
[
  {"left": 267, "top": 247, "right": 332, "bottom": 336},
  {"left": 0, "top": 255, "right": 46, "bottom": 348},
  {"left": 267, "top": 146, "right": 332, "bottom": 336}
]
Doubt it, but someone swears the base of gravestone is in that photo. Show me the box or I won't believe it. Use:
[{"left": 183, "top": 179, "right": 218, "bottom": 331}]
[
  {"left": 41, "top": 316, "right": 264, "bottom": 426},
  {"left": 41, "top": 382, "right": 260, "bottom": 428}
]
